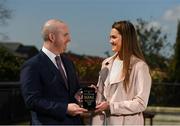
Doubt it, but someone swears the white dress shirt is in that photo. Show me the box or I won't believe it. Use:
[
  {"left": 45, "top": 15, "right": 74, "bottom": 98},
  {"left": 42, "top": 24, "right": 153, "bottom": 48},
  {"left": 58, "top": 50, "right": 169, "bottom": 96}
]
[{"left": 42, "top": 47, "right": 67, "bottom": 77}]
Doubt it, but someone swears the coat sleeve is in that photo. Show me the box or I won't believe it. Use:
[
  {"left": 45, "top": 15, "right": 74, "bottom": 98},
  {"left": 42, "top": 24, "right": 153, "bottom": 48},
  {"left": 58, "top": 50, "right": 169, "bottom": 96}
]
[
  {"left": 20, "top": 61, "right": 67, "bottom": 120},
  {"left": 110, "top": 62, "right": 152, "bottom": 115},
  {"left": 96, "top": 61, "right": 109, "bottom": 104}
]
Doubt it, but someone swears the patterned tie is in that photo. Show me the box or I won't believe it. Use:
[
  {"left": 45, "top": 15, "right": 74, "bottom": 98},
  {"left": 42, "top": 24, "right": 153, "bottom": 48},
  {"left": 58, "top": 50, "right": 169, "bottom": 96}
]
[{"left": 55, "top": 56, "right": 69, "bottom": 90}]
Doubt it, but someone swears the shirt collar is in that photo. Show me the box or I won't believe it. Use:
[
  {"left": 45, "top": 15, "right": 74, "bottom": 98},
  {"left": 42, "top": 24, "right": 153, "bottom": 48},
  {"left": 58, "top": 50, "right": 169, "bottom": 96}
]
[
  {"left": 42, "top": 46, "right": 59, "bottom": 67},
  {"left": 42, "top": 46, "right": 57, "bottom": 59}
]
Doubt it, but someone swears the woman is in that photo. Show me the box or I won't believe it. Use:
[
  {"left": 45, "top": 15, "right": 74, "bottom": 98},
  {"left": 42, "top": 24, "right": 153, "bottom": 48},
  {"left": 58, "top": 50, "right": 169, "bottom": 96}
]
[{"left": 92, "top": 21, "right": 151, "bottom": 125}]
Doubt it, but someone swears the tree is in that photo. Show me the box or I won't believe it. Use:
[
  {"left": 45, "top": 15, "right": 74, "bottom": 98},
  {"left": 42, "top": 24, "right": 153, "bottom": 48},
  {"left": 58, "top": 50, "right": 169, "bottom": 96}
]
[
  {"left": 171, "top": 20, "right": 180, "bottom": 82},
  {"left": 0, "top": 46, "right": 24, "bottom": 81},
  {"left": 0, "top": 0, "right": 12, "bottom": 40},
  {"left": 135, "top": 19, "right": 170, "bottom": 70},
  {"left": 65, "top": 52, "right": 103, "bottom": 83}
]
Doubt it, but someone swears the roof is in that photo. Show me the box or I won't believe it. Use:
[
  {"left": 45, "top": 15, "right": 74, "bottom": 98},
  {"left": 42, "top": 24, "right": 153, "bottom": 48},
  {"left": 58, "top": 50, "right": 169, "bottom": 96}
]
[
  {"left": 0, "top": 42, "right": 39, "bottom": 59},
  {"left": 0, "top": 42, "right": 23, "bottom": 52}
]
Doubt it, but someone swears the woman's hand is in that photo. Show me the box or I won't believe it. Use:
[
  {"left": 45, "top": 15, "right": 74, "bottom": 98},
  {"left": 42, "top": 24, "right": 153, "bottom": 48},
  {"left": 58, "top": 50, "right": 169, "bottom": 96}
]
[
  {"left": 95, "top": 101, "right": 109, "bottom": 113},
  {"left": 89, "top": 84, "right": 98, "bottom": 93}
]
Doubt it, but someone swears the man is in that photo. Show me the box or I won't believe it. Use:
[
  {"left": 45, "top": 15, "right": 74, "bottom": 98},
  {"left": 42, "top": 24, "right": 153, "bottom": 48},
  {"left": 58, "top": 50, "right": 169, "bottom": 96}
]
[{"left": 20, "top": 19, "right": 87, "bottom": 124}]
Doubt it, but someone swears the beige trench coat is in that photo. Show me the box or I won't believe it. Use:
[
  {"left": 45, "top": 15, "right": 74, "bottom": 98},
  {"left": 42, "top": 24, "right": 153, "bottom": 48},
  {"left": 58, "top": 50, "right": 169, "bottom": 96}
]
[{"left": 92, "top": 53, "right": 152, "bottom": 125}]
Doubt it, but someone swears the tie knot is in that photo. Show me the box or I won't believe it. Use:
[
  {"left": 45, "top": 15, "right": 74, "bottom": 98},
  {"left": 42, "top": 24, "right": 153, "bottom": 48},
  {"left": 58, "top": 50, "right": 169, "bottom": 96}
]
[
  {"left": 55, "top": 55, "right": 61, "bottom": 61},
  {"left": 55, "top": 55, "right": 62, "bottom": 66},
  {"left": 55, "top": 55, "right": 60, "bottom": 59}
]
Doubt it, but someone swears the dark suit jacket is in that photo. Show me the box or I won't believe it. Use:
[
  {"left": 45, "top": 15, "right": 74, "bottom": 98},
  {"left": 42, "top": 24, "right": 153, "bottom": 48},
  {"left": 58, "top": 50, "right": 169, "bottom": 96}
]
[{"left": 20, "top": 51, "right": 82, "bottom": 125}]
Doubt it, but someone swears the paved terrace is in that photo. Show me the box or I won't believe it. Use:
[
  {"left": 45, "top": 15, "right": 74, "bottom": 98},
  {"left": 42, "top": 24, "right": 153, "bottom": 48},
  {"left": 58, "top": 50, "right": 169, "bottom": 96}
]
[{"left": 145, "top": 106, "right": 180, "bottom": 125}]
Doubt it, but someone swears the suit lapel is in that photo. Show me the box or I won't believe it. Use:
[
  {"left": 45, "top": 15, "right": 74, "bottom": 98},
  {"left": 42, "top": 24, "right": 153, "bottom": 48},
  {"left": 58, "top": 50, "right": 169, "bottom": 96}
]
[
  {"left": 39, "top": 51, "right": 69, "bottom": 90},
  {"left": 60, "top": 54, "right": 72, "bottom": 90}
]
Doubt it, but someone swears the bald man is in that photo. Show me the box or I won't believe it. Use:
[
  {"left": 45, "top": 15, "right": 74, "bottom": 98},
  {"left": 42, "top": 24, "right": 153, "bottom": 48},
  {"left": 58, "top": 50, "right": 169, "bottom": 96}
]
[{"left": 20, "top": 19, "right": 87, "bottom": 125}]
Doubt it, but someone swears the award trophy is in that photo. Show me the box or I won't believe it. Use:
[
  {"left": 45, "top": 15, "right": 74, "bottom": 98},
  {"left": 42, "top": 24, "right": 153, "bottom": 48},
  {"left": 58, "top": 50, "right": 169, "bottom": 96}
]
[
  {"left": 82, "top": 87, "right": 96, "bottom": 110},
  {"left": 74, "top": 85, "right": 106, "bottom": 125},
  {"left": 75, "top": 87, "right": 96, "bottom": 110}
]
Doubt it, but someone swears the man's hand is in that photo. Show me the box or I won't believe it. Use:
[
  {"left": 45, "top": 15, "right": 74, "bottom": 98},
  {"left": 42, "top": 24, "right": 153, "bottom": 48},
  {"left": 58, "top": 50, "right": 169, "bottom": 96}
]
[{"left": 67, "top": 103, "right": 87, "bottom": 116}]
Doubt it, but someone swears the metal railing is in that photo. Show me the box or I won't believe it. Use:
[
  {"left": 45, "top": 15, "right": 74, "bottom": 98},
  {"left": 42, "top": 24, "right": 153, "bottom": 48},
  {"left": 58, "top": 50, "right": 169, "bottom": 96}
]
[
  {"left": 0, "top": 82, "right": 29, "bottom": 124},
  {"left": 0, "top": 81, "right": 180, "bottom": 124}
]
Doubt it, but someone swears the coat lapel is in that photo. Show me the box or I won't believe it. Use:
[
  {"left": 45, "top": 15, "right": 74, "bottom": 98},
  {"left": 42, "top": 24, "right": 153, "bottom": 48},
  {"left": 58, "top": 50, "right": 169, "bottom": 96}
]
[
  {"left": 104, "top": 55, "right": 140, "bottom": 86},
  {"left": 101, "top": 53, "right": 124, "bottom": 86}
]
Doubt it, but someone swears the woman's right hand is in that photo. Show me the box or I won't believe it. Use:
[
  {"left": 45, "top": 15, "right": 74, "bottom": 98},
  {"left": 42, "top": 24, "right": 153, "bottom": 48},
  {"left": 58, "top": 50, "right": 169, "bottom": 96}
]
[{"left": 95, "top": 101, "right": 109, "bottom": 113}]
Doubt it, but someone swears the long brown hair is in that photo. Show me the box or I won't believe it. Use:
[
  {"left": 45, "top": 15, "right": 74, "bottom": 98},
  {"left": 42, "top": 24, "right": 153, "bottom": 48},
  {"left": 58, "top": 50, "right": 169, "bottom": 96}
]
[{"left": 112, "top": 21, "right": 145, "bottom": 91}]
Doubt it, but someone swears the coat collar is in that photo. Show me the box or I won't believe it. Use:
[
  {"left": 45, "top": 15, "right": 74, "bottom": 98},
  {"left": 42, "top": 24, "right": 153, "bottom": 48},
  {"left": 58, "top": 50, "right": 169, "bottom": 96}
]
[
  {"left": 100, "top": 54, "right": 140, "bottom": 86},
  {"left": 100, "top": 53, "right": 124, "bottom": 86}
]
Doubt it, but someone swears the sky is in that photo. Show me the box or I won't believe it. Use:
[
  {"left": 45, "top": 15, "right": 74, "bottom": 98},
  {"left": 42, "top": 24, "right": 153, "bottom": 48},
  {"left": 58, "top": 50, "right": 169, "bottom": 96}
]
[{"left": 1, "top": 0, "right": 180, "bottom": 57}]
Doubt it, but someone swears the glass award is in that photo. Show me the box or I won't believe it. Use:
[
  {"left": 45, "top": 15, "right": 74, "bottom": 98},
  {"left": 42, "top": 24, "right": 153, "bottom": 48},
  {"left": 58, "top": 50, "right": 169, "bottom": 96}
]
[
  {"left": 75, "top": 87, "right": 96, "bottom": 110},
  {"left": 82, "top": 87, "right": 96, "bottom": 110}
]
